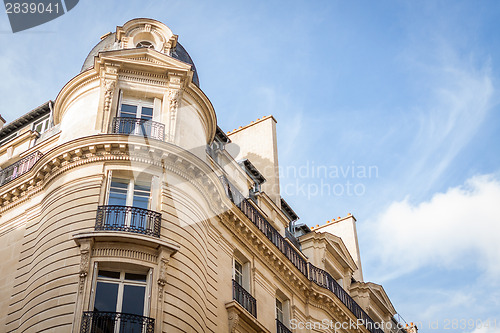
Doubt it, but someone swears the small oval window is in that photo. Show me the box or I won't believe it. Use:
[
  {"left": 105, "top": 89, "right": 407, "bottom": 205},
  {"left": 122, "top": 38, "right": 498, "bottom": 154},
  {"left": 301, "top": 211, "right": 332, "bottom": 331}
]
[{"left": 136, "top": 41, "right": 154, "bottom": 49}]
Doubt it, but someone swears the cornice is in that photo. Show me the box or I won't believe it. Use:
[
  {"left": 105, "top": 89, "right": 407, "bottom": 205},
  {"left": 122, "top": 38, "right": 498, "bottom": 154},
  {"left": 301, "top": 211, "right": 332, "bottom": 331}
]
[{"left": 0, "top": 135, "right": 228, "bottom": 217}]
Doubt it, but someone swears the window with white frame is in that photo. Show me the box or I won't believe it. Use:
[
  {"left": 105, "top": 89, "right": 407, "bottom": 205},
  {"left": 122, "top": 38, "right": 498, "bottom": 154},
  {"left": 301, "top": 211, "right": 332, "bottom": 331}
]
[
  {"left": 91, "top": 267, "right": 152, "bottom": 331},
  {"left": 233, "top": 258, "right": 243, "bottom": 286},
  {"left": 275, "top": 291, "right": 291, "bottom": 328},
  {"left": 119, "top": 98, "right": 154, "bottom": 121},
  {"left": 108, "top": 177, "right": 152, "bottom": 210},
  {"left": 32, "top": 115, "right": 50, "bottom": 134},
  {"left": 232, "top": 254, "right": 251, "bottom": 292},
  {"left": 276, "top": 298, "right": 284, "bottom": 323}
]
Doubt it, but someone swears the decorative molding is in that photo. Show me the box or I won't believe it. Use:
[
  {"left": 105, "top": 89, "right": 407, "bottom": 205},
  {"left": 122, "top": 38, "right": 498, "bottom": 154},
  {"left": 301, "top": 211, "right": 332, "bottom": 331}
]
[
  {"left": 166, "top": 88, "right": 181, "bottom": 142},
  {"left": 92, "top": 246, "right": 158, "bottom": 263},
  {"left": 227, "top": 307, "right": 240, "bottom": 333},
  {"left": 78, "top": 238, "right": 93, "bottom": 293}
]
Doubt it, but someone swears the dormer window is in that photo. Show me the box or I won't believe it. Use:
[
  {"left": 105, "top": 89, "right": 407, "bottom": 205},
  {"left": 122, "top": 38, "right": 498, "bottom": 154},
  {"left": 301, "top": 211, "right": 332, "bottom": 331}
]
[
  {"left": 136, "top": 41, "right": 154, "bottom": 49},
  {"left": 32, "top": 115, "right": 50, "bottom": 134}
]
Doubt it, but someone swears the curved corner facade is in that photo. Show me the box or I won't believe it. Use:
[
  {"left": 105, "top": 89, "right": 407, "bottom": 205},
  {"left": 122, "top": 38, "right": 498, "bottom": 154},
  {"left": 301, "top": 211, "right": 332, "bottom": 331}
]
[{"left": 0, "top": 19, "right": 413, "bottom": 333}]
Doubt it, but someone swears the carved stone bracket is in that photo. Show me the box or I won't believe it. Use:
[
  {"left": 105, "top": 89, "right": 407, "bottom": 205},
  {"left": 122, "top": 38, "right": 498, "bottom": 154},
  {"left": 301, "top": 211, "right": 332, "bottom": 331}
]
[
  {"left": 77, "top": 238, "right": 94, "bottom": 293},
  {"left": 227, "top": 307, "right": 240, "bottom": 333},
  {"left": 166, "top": 87, "right": 182, "bottom": 142}
]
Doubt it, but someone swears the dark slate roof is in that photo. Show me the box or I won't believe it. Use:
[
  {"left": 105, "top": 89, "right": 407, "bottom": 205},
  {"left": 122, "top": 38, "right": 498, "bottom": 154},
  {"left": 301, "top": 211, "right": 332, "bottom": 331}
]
[
  {"left": 215, "top": 126, "right": 231, "bottom": 144},
  {"left": 0, "top": 101, "right": 52, "bottom": 140},
  {"left": 281, "top": 197, "right": 299, "bottom": 222},
  {"left": 81, "top": 33, "right": 120, "bottom": 72},
  {"left": 238, "top": 159, "right": 266, "bottom": 185},
  {"left": 81, "top": 33, "right": 200, "bottom": 87}
]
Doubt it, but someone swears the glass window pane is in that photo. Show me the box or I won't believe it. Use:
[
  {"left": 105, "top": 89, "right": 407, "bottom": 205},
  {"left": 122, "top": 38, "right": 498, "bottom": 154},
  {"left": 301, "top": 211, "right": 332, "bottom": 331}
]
[
  {"left": 121, "top": 285, "right": 146, "bottom": 316},
  {"left": 94, "top": 281, "right": 119, "bottom": 312},
  {"left": 125, "top": 273, "right": 147, "bottom": 282},
  {"left": 109, "top": 178, "right": 129, "bottom": 206},
  {"left": 133, "top": 182, "right": 151, "bottom": 209},
  {"left": 234, "top": 261, "right": 243, "bottom": 285},
  {"left": 140, "top": 107, "right": 153, "bottom": 120},
  {"left": 120, "top": 104, "right": 138, "bottom": 118},
  {"left": 98, "top": 270, "right": 121, "bottom": 279}
]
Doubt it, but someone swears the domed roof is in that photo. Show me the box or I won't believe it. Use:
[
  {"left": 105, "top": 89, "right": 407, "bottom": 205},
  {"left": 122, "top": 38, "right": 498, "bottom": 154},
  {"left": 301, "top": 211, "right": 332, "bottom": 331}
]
[{"left": 80, "top": 32, "right": 200, "bottom": 87}]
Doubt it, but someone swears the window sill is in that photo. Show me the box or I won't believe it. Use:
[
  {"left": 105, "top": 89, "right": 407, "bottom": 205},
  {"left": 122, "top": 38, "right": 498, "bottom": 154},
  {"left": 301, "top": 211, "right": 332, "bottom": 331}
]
[{"left": 73, "top": 230, "right": 179, "bottom": 252}]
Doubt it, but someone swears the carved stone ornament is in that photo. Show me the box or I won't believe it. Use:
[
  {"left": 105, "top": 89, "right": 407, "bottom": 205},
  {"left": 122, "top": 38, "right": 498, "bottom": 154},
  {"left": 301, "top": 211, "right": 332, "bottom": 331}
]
[
  {"left": 157, "top": 250, "right": 170, "bottom": 300},
  {"left": 103, "top": 79, "right": 116, "bottom": 114},
  {"left": 166, "top": 88, "right": 181, "bottom": 142},
  {"left": 227, "top": 308, "right": 240, "bottom": 333},
  {"left": 78, "top": 241, "right": 92, "bottom": 293}
]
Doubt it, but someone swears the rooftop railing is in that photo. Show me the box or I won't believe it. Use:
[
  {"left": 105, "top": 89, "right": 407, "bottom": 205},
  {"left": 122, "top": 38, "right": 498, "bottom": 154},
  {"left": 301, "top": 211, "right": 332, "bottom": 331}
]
[
  {"left": 0, "top": 151, "right": 43, "bottom": 187},
  {"left": 112, "top": 117, "right": 165, "bottom": 141},
  {"left": 95, "top": 205, "right": 161, "bottom": 238},
  {"left": 80, "top": 311, "right": 154, "bottom": 333},
  {"left": 219, "top": 175, "right": 385, "bottom": 333}
]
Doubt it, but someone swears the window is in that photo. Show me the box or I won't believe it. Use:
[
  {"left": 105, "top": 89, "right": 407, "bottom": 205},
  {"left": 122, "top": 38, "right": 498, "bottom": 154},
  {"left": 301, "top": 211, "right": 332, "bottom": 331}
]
[
  {"left": 275, "top": 291, "right": 291, "bottom": 328},
  {"left": 108, "top": 177, "right": 152, "bottom": 210},
  {"left": 91, "top": 268, "right": 152, "bottom": 332},
  {"left": 234, "top": 259, "right": 243, "bottom": 286},
  {"left": 136, "top": 41, "right": 154, "bottom": 49},
  {"left": 32, "top": 115, "right": 50, "bottom": 134},
  {"left": 99, "top": 172, "right": 161, "bottom": 236},
  {"left": 276, "top": 298, "right": 284, "bottom": 323},
  {"left": 119, "top": 98, "right": 154, "bottom": 121}
]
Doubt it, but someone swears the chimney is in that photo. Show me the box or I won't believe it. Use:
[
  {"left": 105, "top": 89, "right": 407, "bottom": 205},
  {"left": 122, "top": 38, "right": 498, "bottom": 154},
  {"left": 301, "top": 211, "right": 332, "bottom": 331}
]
[{"left": 406, "top": 323, "right": 418, "bottom": 333}]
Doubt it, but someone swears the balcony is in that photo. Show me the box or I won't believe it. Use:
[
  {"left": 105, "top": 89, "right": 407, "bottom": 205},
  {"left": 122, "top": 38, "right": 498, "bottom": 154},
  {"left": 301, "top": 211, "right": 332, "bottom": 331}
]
[
  {"left": 309, "top": 264, "right": 384, "bottom": 333},
  {"left": 219, "top": 176, "right": 384, "bottom": 333},
  {"left": 95, "top": 205, "right": 161, "bottom": 238},
  {"left": 111, "top": 117, "right": 165, "bottom": 141},
  {"left": 80, "top": 311, "right": 154, "bottom": 333},
  {"left": 0, "top": 151, "right": 43, "bottom": 187},
  {"left": 277, "top": 319, "right": 292, "bottom": 333},
  {"left": 232, "top": 279, "right": 257, "bottom": 318},
  {"left": 219, "top": 176, "right": 308, "bottom": 277}
]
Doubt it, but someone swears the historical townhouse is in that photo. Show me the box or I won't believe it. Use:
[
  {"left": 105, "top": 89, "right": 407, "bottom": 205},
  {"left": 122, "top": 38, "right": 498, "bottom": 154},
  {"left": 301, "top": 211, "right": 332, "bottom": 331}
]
[{"left": 0, "top": 18, "right": 415, "bottom": 333}]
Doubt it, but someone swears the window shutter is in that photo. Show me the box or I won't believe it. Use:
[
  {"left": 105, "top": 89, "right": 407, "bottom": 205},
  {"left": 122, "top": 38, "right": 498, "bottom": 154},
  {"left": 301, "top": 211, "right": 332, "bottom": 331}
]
[
  {"left": 153, "top": 98, "right": 162, "bottom": 122},
  {"left": 145, "top": 268, "right": 153, "bottom": 316},
  {"left": 150, "top": 175, "right": 160, "bottom": 210},
  {"left": 116, "top": 90, "right": 123, "bottom": 117},
  {"left": 89, "top": 262, "right": 99, "bottom": 310},
  {"left": 104, "top": 170, "right": 113, "bottom": 205}
]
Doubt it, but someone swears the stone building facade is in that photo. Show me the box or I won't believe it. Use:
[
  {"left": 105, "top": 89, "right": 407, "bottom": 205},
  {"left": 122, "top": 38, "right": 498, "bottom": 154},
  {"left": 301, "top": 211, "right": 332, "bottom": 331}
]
[{"left": 0, "top": 18, "right": 414, "bottom": 333}]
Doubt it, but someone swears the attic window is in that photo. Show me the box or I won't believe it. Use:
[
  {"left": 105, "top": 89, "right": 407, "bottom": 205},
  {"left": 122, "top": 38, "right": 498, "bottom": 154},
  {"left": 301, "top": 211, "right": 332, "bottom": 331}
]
[{"left": 136, "top": 41, "right": 154, "bottom": 49}]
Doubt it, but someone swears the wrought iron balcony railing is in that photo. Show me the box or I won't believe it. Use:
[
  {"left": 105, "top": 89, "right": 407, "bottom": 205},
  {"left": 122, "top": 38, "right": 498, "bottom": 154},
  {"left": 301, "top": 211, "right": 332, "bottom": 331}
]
[
  {"left": 80, "top": 311, "right": 154, "bottom": 333},
  {"left": 112, "top": 117, "right": 165, "bottom": 141},
  {"left": 95, "top": 205, "right": 161, "bottom": 238},
  {"left": 220, "top": 176, "right": 308, "bottom": 277},
  {"left": 232, "top": 279, "right": 257, "bottom": 318},
  {"left": 277, "top": 319, "right": 293, "bottom": 333},
  {"left": 308, "top": 264, "right": 384, "bottom": 333},
  {"left": 0, "top": 151, "right": 43, "bottom": 187},
  {"left": 219, "top": 175, "right": 384, "bottom": 333}
]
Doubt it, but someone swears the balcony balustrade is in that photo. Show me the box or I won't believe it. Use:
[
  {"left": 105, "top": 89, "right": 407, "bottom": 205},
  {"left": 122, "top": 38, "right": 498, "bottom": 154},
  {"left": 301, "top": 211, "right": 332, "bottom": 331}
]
[
  {"left": 80, "top": 311, "right": 154, "bottom": 333},
  {"left": 95, "top": 205, "right": 161, "bottom": 238},
  {"left": 0, "top": 151, "right": 43, "bottom": 187},
  {"left": 219, "top": 175, "right": 385, "bottom": 333},
  {"left": 277, "top": 319, "right": 293, "bottom": 333},
  {"left": 232, "top": 279, "right": 257, "bottom": 317},
  {"left": 111, "top": 117, "right": 165, "bottom": 141}
]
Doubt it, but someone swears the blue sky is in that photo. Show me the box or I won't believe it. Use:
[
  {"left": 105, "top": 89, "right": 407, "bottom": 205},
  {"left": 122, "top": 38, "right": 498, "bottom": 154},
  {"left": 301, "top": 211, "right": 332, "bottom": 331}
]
[{"left": 1, "top": 1, "right": 500, "bottom": 331}]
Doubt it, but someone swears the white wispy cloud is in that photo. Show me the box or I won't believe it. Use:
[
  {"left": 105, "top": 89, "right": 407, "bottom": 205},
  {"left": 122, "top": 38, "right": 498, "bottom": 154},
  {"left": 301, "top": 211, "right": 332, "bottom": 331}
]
[
  {"left": 400, "top": 50, "right": 495, "bottom": 197},
  {"left": 369, "top": 173, "right": 500, "bottom": 281}
]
